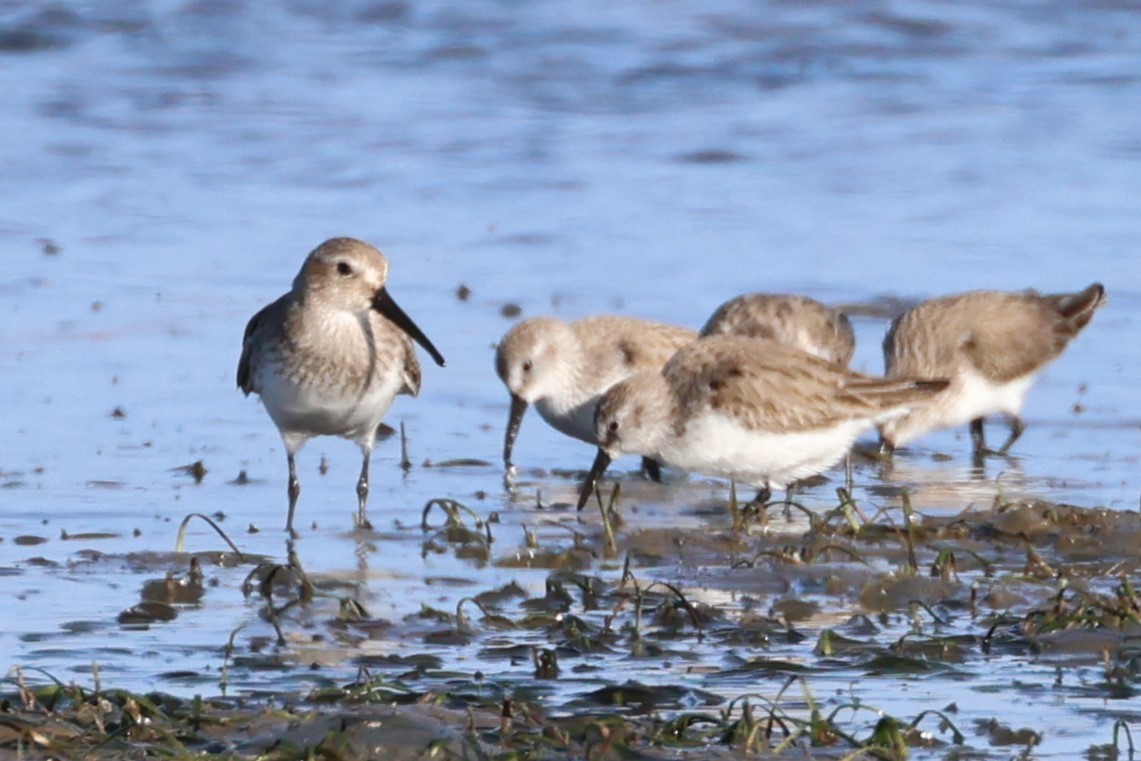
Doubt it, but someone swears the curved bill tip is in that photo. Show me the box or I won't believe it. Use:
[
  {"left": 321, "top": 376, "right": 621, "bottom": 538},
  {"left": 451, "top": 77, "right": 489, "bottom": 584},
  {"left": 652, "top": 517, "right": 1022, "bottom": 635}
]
[
  {"left": 577, "top": 448, "right": 613, "bottom": 511},
  {"left": 373, "top": 288, "right": 446, "bottom": 367},
  {"left": 504, "top": 394, "right": 528, "bottom": 469}
]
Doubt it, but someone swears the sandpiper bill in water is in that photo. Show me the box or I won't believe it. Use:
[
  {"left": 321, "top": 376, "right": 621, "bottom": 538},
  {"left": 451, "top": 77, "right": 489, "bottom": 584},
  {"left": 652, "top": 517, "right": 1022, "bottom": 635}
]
[
  {"left": 495, "top": 315, "right": 697, "bottom": 481},
  {"left": 879, "top": 283, "right": 1105, "bottom": 460},
  {"left": 237, "top": 237, "right": 446, "bottom": 536},
  {"left": 578, "top": 334, "right": 948, "bottom": 510}
]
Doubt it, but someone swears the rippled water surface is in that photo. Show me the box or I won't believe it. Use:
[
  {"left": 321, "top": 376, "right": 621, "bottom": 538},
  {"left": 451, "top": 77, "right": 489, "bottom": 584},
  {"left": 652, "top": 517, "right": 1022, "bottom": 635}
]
[{"left": 1, "top": 1, "right": 1139, "bottom": 757}]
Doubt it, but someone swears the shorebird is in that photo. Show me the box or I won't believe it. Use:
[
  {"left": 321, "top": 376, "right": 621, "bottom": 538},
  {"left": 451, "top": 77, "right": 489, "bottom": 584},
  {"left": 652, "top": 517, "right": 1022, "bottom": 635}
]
[
  {"left": 700, "top": 293, "right": 855, "bottom": 365},
  {"left": 237, "top": 237, "right": 446, "bottom": 536},
  {"left": 577, "top": 334, "right": 948, "bottom": 509},
  {"left": 879, "top": 283, "right": 1105, "bottom": 459},
  {"left": 495, "top": 316, "right": 697, "bottom": 480}
]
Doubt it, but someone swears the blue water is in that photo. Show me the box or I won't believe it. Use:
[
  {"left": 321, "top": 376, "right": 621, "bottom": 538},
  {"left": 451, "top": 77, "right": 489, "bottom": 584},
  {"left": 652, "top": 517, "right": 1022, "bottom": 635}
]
[{"left": 1, "top": 1, "right": 1138, "bottom": 757}]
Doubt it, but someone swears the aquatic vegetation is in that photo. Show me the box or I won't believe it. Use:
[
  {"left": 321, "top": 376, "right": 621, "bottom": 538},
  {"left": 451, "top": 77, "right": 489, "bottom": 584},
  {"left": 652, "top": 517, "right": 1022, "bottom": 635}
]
[{"left": 4, "top": 490, "right": 1139, "bottom": 759}]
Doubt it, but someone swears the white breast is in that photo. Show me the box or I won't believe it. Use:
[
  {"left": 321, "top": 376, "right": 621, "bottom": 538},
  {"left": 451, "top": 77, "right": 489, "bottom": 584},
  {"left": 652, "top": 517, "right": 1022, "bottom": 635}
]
[
  {"left": 257, "top": 361, "right": 404, "bottom": 449},
  {"left": 661, "top": 412, "right": 872, "bottom": 491},
  {"left": 884, "top": 368, "right": 1038, "bottom": 448},
  {"left": 954, "top": 369, "right": 1038, "bottom": 422}
]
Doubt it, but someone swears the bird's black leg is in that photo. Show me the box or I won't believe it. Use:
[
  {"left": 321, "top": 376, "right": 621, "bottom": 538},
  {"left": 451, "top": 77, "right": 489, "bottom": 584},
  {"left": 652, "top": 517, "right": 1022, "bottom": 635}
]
[
  {"left": 969, "top": 418, "right": 986, "bottom": 456},
  {"left": 996, "top": 416, "right": 1025, "bottom": 456},
  {"left": 286, "top": 452, "right": 301, "bottom": 539},
  {"left": 783, "top": 482, "right": 798, "bottom": 518},
  {"left": 640, "top": 457, "right": 662, "bottom": 483},
  {"left": 969, "top": 418, "right": 988, "bottom": 469},
  {"left": 356, "top": 448, "right": 373, "bottom": 531}
]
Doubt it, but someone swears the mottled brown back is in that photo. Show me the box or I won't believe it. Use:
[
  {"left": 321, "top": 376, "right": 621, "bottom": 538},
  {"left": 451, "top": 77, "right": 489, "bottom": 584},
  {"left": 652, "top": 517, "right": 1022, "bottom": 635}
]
[
  {"left": 573, "top": 316, "right": 697, "bottom": 380},
  {"left": 700, "top": 293, "right": 856, "bottom": 365},
  {"left": 884, "top": 284, "right": 1106, "bottom": 383},
  {"left": 668, "top": 335, "right": 946, "bottom": 435}
]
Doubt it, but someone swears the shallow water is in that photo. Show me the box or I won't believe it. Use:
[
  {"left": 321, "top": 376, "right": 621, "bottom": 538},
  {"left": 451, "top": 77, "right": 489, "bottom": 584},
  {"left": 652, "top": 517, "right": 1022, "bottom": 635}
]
[{"left": 1, "top": 1, "right": 1139, "bottom": 757}]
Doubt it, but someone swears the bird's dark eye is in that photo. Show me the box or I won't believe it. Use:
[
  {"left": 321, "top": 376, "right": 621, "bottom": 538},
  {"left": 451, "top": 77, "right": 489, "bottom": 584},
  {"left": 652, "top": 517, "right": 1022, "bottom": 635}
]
[
  {"left": 608, "top": 421, "right": 619, "bottom": 433},
  {"left": 522, "top": 360, "right": 533, "bottom": 373},
  {"left": 337, "top": 262, "right": 353, "bottom": 277}
]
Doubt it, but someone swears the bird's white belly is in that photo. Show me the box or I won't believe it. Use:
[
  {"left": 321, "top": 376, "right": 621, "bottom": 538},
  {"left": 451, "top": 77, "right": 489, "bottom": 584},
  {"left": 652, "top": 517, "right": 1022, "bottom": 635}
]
[
  {"left": 952, "top": 370, "right": 1036, "bottom": 423},
  {"left": 256, "top": 364, "right": 402, "bottom": 445},
  {"left": 661, "top": 412, "right": 870, "bottom": 490},
  {"left": 883, "top": 370, "right": 1037, "bottom": 447}
]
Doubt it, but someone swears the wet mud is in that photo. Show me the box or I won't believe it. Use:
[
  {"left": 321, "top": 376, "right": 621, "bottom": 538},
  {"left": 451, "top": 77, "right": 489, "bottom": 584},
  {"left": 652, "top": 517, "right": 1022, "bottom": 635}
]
[{"left": 3, "top": 485, "right": 1138, "bottom": 760}]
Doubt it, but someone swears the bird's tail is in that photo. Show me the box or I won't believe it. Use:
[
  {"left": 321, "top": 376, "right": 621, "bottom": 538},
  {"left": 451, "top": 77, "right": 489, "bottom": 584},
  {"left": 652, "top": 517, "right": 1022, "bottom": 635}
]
[{"left": 1047, "top": 282, "right": 1106, "bottom": 335}]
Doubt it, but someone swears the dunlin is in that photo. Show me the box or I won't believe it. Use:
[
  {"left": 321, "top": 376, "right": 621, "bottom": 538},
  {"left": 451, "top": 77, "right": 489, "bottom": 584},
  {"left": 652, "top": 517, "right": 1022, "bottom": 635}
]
[
  {"left": 495, "top": 316, "right": 697, "bottom": 479},
  {"left": 879, "top": 283, "right": 1105, "bottom": 458},
  {"left": 700, "top": 293, "right": 855, "bottom": 365},
  {"left": 578, "top": 334, "right": 948, "bottom": 509},
  {"left": 237, "top": 237, "right": 446, "bottom": 536}
]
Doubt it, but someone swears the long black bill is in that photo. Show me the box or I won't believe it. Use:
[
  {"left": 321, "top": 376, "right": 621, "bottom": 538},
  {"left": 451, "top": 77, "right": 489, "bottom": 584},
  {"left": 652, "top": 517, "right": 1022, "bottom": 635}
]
[
  {"left": 373, "top": 288, "right": 446, "bottom": 367},
  {"left": 504, "top": 394, "right": 529, "bottom": 469},
  {"left": 577, "top": 448, "right": 613, "bottom": 511}
]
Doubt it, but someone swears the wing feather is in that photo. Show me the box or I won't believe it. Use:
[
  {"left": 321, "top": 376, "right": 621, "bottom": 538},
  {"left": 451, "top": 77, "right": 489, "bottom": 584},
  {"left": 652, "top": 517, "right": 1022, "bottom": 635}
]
[{"left": 668, "top": 336, "right": 944, "bottom": 434}]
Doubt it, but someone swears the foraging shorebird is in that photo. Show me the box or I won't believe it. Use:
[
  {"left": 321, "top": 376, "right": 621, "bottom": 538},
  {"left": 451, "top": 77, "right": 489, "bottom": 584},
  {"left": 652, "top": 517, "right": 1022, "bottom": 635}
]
[
  {"left": 879, "top": 283, "right": 1105, "bottom": 459},
  {"left": 700, "top": 292, "right": 855, "bottom": 365},
  {"left": 578, "top": 334, "right": 948, "bottom": 509},
  {"left": 495, "top": 315, "right": 697, "bottom": 480},
  {"left": 237, "top": 237, "right": 445, "bottom": 536}
]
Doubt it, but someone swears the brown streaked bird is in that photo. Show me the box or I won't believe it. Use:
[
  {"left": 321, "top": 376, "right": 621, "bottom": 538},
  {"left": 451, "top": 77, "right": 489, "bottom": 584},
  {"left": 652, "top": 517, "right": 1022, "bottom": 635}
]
[
  {"left": 237, "top": 237, "right": 446, "bottom": 536},
  {"left": 495, "top": 316, "right": 697, "bottom": 479},
  {"left": 879, "top": 283, "right": 1106, "bottom": 459},
  {"left": 578, "top": 334, "right": 948, "bottom": 509},
  {"left": 700, "top": 293, "right": 856, "bottom": 365}
]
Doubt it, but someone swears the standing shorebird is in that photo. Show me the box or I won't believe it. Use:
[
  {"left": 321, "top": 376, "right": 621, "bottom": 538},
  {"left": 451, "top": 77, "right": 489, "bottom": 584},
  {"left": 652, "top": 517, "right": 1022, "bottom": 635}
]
[
  {"left": 495, "top": 316, "right": 697, "bottom": 480},
  {"left": 879, "top": 283, "right": 1105, "bottom": 459},
  {"left": 700, "top": 293, "right": 855, "bottom": 366},
  {"left": 578, "top": 334, "right": 948, "bottom": 510},
  {"left": 237, "top": 237, "right": 446, "bottom": 536}
]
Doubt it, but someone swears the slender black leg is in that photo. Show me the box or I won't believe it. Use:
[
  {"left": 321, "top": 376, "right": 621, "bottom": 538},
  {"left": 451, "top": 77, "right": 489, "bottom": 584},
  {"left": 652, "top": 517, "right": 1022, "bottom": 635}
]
[
  {"left": 969, "top": 418, "right": 986, "bottom": 456},
  {"left": 969, "top": 418, "right": 987, "bottom": 469},
  {"left": 879, "top": 436, "right": 895, "bottom": 460},
  {"left": 996, "top": 416, "right": 1026, "bottom": 456},
  {"left": 286, "top": 452, "right": 301, "bottom": 539},
  {"left": 783, "top": 482, "right": 797, "bottom": 519},
  {"left": 356, "top": 448, "right": 373, "bottom": 531},
  {"left": 640, "top": 457, "right": 662, "bottom": 483}
]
